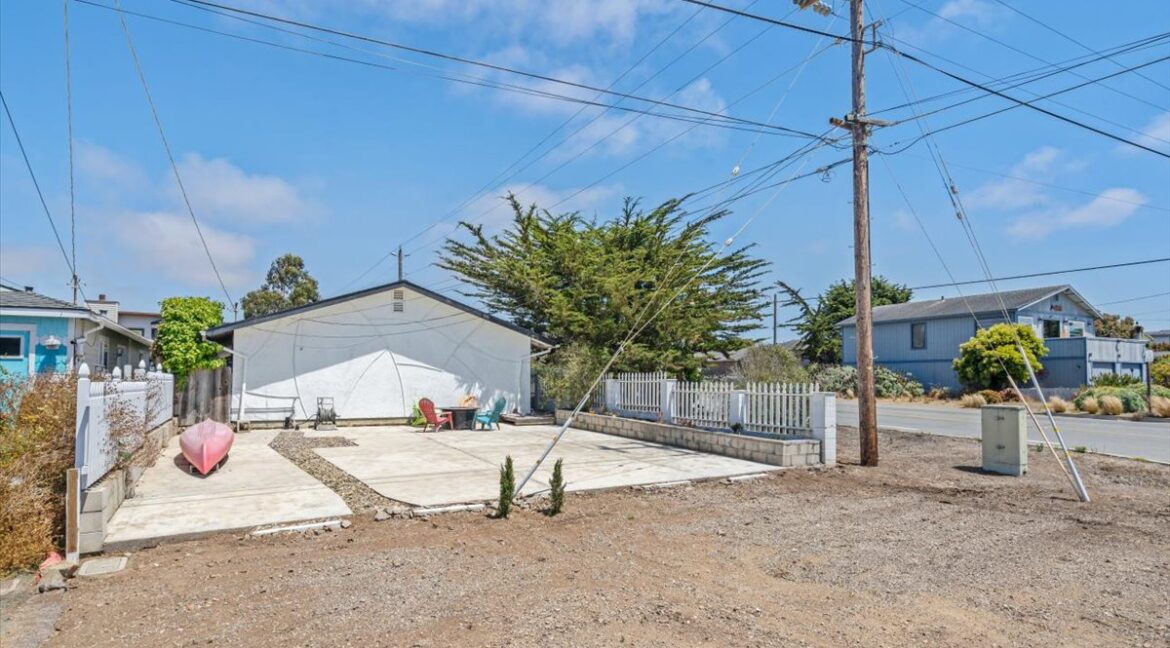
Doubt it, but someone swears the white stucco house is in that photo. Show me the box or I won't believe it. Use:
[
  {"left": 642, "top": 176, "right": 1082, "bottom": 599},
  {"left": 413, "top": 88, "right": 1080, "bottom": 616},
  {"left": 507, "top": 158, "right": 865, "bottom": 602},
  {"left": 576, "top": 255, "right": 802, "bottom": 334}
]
[{"left": 204, "top": 280, "right": 553, "bottom": 425}]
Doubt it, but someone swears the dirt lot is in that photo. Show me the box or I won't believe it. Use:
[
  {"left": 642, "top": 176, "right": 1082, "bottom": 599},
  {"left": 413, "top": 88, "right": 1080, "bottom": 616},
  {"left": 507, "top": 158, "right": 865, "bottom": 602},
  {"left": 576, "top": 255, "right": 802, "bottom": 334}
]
[{"left": 8, "top": 427, "right": 1169, "bottom": 647}]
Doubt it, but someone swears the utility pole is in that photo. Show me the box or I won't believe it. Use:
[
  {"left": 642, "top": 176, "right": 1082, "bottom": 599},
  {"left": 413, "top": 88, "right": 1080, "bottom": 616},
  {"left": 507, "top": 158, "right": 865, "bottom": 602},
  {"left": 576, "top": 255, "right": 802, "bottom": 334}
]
[
  {"left": 849, "top": 0, "right": 878, "bottom": 466},
  {"left": 396, "top": 245, "right": 404, "bottom": 282},
  {"left": 818, "top": 0, "right": 880, "bottom": 465}
]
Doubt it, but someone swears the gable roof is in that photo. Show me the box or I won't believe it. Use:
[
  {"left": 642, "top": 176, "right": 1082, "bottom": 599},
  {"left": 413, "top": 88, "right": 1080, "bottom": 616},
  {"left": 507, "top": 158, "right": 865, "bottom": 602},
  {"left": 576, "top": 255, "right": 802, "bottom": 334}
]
[
  {"left": 838, "top": 285, "right": 1100, "bottom": 326},
  {"left": 0, "top": 283, "right": 89, "bottom": 312},
  {"left": 1, "top": 284, "right": 152, "bottom": 346},
  {"left": 204, "top": 279, "right": 553, "bottom": 346}
]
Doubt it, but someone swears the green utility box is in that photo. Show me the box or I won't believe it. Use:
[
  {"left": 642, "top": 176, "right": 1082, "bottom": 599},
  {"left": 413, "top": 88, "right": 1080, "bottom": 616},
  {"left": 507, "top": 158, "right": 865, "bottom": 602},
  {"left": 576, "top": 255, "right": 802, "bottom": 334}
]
[{"left": 981, "top": 405, "right": 1028, "bottom": 476}]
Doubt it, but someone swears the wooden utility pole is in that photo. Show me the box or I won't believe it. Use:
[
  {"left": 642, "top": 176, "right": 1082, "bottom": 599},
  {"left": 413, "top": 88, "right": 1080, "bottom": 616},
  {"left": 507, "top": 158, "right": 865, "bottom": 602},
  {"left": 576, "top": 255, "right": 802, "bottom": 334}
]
[
  {"left": 849, "top": 0, "right": 878, "bottom": 466},
  {"left": 397, "top": 245, "right": 404, "bottom": 282}
]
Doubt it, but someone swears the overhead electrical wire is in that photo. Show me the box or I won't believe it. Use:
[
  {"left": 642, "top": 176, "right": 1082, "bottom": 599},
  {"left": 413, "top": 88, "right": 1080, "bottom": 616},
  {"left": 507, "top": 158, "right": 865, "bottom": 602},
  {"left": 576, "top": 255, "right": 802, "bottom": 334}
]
[
  {"left": 1095, "top": 292, "right": 1170, "bottom": 307},
  {"left": 1, "top": 91, "right": 84, "bottom": 299},
  {"left": 672, "top": 0, "right": 1170, "bottom": 157},
  {"left": 170, "top": 0, "right": 816, "bottom": 136},
  {"left": 908, "top": 258, "right": 1170, "bottom": 290},
  {"left": 78, "top": 0, "right": 776, "bottom": 137},
  {"left": 112, "top": 0, "right": 235, "bottom": 308},
  {"left": 893, "top": 0, "right": 1168, "bottom": 112},
  {"left": 988, "top": 0, "right": 1170, "bottom": 93}
]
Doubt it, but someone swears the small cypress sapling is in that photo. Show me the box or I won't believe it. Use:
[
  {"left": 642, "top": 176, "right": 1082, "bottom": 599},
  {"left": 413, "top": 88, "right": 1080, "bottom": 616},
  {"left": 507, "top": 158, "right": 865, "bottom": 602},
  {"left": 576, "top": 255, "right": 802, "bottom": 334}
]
[
  {"left": 496, "top": 455, "right": 515, "bottom": 518},
  {"left": 547, "top": 458, "right": 565, "bottom": 516}
]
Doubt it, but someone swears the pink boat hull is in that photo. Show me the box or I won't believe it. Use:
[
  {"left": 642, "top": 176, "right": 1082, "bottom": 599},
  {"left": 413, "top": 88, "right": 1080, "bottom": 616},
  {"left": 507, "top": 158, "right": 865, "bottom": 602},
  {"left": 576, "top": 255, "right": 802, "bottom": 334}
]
[{"left": 180, "top": 420, "right": 234, "bottom": 475}]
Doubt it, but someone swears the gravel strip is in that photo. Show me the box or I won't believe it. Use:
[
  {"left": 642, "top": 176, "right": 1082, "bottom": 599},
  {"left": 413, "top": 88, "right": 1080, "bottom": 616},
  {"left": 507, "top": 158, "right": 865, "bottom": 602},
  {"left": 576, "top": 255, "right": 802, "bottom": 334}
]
[{"left": 268, "top": 431, "right": 402, "bottom": 512}]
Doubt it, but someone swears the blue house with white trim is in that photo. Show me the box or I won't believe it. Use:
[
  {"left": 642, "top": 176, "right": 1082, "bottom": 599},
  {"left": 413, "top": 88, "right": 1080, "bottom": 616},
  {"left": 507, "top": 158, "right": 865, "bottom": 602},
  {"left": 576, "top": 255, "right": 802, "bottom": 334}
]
[
  {"left": 0, "top": 284, "right": 152, "bottom": 378},
  {"left": 838, "top": 285, "right": 1150, "bottom": 391}
]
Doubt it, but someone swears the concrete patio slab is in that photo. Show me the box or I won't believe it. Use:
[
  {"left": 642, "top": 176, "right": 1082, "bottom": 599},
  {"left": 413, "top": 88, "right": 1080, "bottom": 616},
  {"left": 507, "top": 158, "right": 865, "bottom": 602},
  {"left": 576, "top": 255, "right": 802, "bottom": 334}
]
[
  {"left": 313, "top": 424, "right": 781, "bottom": 507},
  {"left": 104, "top": 430, "right": 351, "bottom": 549}
]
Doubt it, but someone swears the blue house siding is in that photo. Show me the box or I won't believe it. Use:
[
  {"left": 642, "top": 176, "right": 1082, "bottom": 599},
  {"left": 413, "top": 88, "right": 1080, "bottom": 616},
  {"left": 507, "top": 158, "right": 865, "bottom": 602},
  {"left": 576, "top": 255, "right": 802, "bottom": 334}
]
[
  {"left": 1038, "top": 337, "right": 1088, "bottom": 389},
  {"left": 0, "top": 315, "right": 72, "bottom": 377},
  {"left": 843, "top": 314, "right": 1008, "bottom": 391}
]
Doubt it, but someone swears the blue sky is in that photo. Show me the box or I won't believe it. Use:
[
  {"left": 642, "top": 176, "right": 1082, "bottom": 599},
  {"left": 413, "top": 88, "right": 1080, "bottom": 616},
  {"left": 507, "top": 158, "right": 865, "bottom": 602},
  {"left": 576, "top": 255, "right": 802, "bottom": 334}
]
[{"left": 2, "top": 0, "right": 1168, "bottom": 335}]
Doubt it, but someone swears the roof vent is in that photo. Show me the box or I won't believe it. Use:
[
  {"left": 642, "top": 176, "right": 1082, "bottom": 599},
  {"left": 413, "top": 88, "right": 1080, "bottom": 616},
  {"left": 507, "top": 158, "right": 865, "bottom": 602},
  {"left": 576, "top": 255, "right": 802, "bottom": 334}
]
[
  {"left": 393, "top": 289, "right": 404, "bottom": 300},
  {"left": 24, "top": 286, "right": 34, "bottom": 293},
  {"left": 393, "top": 302, "right": 404, "bottom": 313}
]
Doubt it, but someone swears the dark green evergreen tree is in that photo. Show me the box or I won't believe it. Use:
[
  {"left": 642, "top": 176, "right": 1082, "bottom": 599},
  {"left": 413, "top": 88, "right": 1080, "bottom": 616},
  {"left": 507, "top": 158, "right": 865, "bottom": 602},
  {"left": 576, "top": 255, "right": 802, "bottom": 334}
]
[{"left": 778, "top": 276, "right": 912, "bottom": 364}]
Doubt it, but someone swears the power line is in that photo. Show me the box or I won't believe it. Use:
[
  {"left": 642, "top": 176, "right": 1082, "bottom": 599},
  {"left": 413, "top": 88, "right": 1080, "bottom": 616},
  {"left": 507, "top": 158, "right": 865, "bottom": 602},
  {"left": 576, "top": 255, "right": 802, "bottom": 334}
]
[
  {"left": 173, "top": 0, "right": 815, "bottom": 136},
  {"left": 908, "top": 258, "right": 1170, "bottom": 290},
  {"left": 1, "top": 90, "right": 83, "bottom": 298},
  {"left": 875, "top": 53, "right": 1170, "bottom": 155},
  {"left": 1096, "top": 292, "right": 1170, "bottom": 307},
  {"left": 893, "top": 0, "right": 1168, "bottom": 112},
  {"left": 673, "top": 0, "right": 1170, "bottom": 156},
  {"left": 63, "top": 0, "right": 79, "bottom": 304},
  {"left": 987, "top": 0, "right": 1170, "bottom": 93},
  {"left": 79, "top": 0, "right": 780, "bottom": 137},
  {"left": 112, "top": 0, "right": 234, "bottom": 308}
]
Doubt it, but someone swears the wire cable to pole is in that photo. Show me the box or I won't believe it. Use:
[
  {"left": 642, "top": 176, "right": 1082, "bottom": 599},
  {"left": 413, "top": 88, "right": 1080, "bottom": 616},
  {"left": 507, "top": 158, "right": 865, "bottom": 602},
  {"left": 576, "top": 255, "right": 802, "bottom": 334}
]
[{"left": 113, "top": 0, "right": 235, "bottom": 308}]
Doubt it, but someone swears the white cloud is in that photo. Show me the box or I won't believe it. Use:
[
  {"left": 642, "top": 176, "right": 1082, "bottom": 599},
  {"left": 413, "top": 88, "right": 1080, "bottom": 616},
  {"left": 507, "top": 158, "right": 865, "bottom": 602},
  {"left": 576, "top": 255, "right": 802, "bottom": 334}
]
[
  {"left": 1120, "top": 111, "right": 1170, "bottom": 156},
  {"left": 965, "top": 146, "right": 1080, "bottom": 211},
  {"left": 174, "top": 153, "right": 315, "bottom": 223},
  {"left": 463, "top": 183, "right": 623, "bottom": 231},
  {"left": 890, "top": 0, "right": 1003, "bottom": 45},
  {"left": 76, "top": 141, "right": 149, "bottom": 191},
  {"left": 1007, "top": 188, "right": 1147, "bottom": 239},
  {"left": 0, "top": 246, "right": 58, "bottom": 282},
  {"left": 115, "top": 211, "right": 257, "bottom": 289}
]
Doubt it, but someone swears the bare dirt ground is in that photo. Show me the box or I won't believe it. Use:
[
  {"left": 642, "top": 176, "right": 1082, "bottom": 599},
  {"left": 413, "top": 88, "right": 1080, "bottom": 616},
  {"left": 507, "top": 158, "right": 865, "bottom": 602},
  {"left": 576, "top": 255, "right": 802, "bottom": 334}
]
[{"left": 8, "top": 427, "right": 1170, "bottom": 647}]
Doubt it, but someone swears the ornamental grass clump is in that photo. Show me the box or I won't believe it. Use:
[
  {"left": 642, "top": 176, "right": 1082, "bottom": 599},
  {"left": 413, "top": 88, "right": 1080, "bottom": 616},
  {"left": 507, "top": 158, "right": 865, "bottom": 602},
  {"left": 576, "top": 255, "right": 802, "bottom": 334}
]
[
  {"left": 495, "top": 455, "right": 515, "bottom": 519},
  {"left": 1099, "top": 395, "right": 1124, "bottom": 416},
  {"left": 547, "top": 458, "right": 565, "bottom": 517},
  {"left": 959, "top": 393, "right": 986, "bottom": 408},
  {"left": 1079, "top": 396, "right": 1100, "bottom": 414},
  {"left": 1047, "top": 396, "right": 1070, "bottom": 413},
  {"left": 1151, "top": 396, "right": 1170, "bottom": 418}
]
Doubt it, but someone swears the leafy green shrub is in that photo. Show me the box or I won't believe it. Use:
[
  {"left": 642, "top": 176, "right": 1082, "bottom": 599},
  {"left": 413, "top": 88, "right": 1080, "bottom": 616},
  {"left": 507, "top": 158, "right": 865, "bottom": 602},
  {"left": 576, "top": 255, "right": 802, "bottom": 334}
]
[
  {"left": 809, "top": 364, "right": 924, "bottom": 399},
  {"left": 409, "top": 403, "right": 427, "bottom": 427},
  {"left": 977, "top": 389, "right": 1004, "bottom": 404},
  {"left": 1091, "top": 373, "right": 1143, "bottom": 388},
  {"left": 156, "top": 296, "right": 225, "bottom": 386},
  {"left": 533, "top": 342, "right": 609, "bottom": 410},
  {"left": 953, "top": 324, "right": 1047, "bottom": 391},
  {"left": 495, "top": 455, "right": 515, "bottom": 519},
  {"left": 1152, "top": 355, "right": 1170, "bottom": 388},
  {"left": 729, "top": 345, "right": 810, "bottom": 385},
  {"left": 547, "top": 458, "right": 565, "bottom": 516}
]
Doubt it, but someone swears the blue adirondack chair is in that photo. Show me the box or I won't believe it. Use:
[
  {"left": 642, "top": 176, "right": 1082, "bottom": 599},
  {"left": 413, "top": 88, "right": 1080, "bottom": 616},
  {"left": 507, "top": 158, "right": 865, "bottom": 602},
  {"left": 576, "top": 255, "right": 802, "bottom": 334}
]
[{"left": 476, "top": 398, "right": 507, "bottom": 430}]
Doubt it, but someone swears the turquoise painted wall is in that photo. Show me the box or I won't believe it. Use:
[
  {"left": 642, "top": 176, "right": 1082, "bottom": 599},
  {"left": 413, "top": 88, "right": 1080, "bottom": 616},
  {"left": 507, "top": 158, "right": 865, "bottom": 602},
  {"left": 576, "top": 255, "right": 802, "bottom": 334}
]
[{"left": 0, "top": 316, "right": 71, "bottom": 377}]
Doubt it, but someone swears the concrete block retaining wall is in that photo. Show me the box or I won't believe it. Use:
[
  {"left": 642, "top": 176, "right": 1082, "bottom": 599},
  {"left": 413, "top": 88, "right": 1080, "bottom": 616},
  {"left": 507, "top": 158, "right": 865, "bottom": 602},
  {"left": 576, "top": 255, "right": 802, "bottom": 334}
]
[
  {"left": 79, "top": 418, "right": 176, "bottom": 554},
  {"left": 557, "top": 411, "right": 822, "bottom": 467}
]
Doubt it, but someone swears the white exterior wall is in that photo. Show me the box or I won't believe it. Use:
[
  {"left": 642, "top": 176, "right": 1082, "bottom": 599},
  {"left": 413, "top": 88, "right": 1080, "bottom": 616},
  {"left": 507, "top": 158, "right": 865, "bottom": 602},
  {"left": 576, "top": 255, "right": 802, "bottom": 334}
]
[{"left": 231, "top": 287, "right": 533, "bottom": 422}]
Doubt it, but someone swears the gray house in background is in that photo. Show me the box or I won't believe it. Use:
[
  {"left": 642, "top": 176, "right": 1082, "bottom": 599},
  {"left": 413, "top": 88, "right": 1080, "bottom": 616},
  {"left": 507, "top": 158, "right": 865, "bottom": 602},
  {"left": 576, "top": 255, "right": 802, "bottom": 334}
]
[{"left": 839, "top": 285, "right": 1150, "bottom": 391}]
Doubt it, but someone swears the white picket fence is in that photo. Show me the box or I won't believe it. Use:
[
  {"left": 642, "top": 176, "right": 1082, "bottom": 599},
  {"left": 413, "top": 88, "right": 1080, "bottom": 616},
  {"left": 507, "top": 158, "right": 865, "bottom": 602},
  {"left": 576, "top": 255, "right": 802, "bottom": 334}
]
[
  {"left": 75, "top": 360, "right": 174, "bottom": 490},
  {"left": 672, "top": 381, "right": 733, "bottom": 429},
  {"left": 742, "top": 382, "right": 818, "bottom": 435},
  {"left": 611, "top": 371, "right": 667, "bottom": 415},
  {"left": 606, "top": 373, "right": 825, "bottom": 436}
]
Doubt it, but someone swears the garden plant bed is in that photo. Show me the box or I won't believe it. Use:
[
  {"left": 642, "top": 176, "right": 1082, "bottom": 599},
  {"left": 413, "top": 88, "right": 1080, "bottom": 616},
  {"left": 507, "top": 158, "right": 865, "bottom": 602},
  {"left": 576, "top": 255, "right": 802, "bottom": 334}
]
[{"left": 7, "top": 427, "right": 1166, "bottom": 647}]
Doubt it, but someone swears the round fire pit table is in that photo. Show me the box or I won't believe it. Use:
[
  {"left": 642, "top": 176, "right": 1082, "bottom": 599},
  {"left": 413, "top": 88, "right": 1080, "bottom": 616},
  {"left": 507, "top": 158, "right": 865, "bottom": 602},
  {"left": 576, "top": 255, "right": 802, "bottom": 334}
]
[{"left": 439, "top": 406, "right": 478, "bottom": 430}]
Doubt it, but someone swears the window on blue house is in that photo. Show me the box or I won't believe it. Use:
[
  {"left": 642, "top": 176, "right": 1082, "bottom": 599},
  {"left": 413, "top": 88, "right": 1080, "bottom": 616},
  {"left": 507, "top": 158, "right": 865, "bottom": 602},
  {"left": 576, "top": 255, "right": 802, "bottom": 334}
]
[
  {"left": 911, "top": 322, "right": 926, "bottom": 349},
  {"left": 0, "top": 336, "right": 23, "bottom": 358}
]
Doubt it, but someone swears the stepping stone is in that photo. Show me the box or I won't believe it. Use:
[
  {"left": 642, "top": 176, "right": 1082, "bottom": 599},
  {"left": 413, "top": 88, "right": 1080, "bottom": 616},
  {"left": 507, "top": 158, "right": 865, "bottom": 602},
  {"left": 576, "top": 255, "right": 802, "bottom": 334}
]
[
  {"left": 77, "top": 556, "right": 128, "bottom": 577},
  {"left": 0, "top": 577, "right": 20, "bottom": 597}
]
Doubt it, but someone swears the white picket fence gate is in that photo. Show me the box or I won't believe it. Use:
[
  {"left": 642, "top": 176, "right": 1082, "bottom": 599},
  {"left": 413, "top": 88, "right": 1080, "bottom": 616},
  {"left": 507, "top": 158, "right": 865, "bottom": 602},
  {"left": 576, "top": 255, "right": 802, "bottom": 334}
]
[
  {"left": 75, "top": 360, "right": 174, "bottom": 490},
  {"left": 672, "top": 381, "right": 733, "bottom": 429}
]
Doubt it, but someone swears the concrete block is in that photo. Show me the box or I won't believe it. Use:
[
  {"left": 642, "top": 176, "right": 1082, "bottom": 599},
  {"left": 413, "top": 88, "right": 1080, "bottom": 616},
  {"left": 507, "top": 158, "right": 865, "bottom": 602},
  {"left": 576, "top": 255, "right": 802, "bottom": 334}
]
[
  {"left": 78, "top": 509, "right": 106, "bottom": 536},
  {"left": 78, "top": 530, "right": 104, "bottom": 555},
  {"left": 80, "top": 487, "right": 106, "bottom": 514}
]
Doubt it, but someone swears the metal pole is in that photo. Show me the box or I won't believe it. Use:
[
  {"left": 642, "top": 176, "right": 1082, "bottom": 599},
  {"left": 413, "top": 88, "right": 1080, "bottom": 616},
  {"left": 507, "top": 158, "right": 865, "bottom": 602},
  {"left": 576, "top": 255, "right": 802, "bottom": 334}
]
[
  {"left": 1019, "top": 345, "right": 1090, "bottom": 502},
  {"left": 772, "top": 293, "right": 778, "bottom": 345},
  {"left": 850, "top": 0, "right": 878, "bottom": 466}
]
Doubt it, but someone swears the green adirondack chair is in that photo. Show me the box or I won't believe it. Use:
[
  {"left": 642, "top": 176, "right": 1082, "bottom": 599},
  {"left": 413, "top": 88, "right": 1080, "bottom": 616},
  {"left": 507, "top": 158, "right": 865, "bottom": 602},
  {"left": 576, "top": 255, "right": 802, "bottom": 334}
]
[{"left": 475, "top": 398, "right": 507, "bottom": 430}]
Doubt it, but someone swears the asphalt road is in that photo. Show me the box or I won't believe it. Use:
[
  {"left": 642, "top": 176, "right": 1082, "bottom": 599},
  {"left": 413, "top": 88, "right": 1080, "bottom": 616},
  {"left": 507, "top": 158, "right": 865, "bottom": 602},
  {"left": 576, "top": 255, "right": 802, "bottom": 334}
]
[{"left": 837, "top": 400, "right": 1170, "bottom": 463}]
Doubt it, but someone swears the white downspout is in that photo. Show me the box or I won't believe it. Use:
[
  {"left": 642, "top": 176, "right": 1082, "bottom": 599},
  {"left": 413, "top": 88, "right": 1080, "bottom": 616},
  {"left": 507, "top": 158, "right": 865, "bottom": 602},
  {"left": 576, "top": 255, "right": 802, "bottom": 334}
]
[{"left": 205, "top": 331, "right": 249, "bottom": 431}]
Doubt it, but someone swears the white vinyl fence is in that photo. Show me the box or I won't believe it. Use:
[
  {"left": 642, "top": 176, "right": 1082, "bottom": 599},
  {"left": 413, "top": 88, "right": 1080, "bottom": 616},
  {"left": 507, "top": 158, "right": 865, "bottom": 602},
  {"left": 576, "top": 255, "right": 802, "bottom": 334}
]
[
  {"left": 75, "top": 360, "right": 174, "bottom": 490},
  {"left": 612, "top": 371, "right": 667, "bottom": 415}
]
